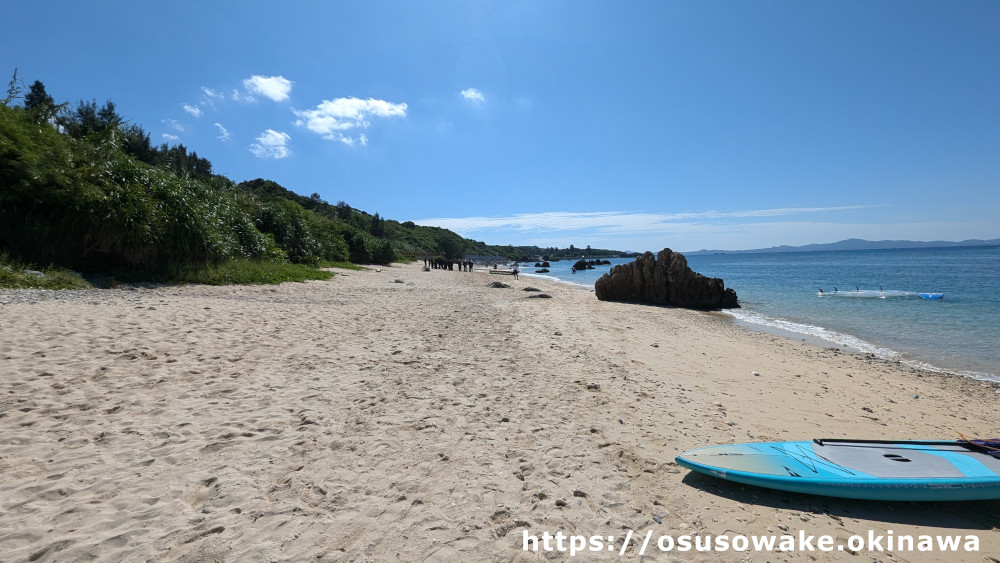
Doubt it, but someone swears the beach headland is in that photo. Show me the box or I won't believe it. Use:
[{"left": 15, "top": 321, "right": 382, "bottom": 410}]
[{"left": 2, "top": 261, "right": 998, "bottom": 561}]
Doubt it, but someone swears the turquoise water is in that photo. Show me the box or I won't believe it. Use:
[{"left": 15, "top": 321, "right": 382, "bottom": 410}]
[{"left": 520, "top": 246, "right": 1000, "bottom": 382}]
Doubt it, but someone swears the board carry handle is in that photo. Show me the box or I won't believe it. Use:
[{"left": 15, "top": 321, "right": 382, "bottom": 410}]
[
  {"left": 814, "top": 438, "right": 1000, "bottom": 458},
  {"left": 814, "top": 438, "right": 959, "bottom": 446}
]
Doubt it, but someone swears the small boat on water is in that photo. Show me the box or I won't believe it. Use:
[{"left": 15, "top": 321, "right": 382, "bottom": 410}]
[
  {"left": 817, "top": 287, "right": 943, "bottom": 300},
  {"left": 818, "top": 288, "right": 915, "bottom": 298}
]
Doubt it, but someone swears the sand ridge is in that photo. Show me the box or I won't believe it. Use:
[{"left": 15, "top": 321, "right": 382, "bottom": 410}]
[{"left": 1, "top": 262, "right": 999, "bottom": 561}]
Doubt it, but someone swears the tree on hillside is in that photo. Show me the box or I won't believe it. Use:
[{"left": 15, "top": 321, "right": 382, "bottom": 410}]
[
  {"left": 97, "top": 100, "right": 121, "bottom": 130},
  {"left": 58, "top": 99, "right": 122, "bottom": 138},
  {"left": 370, "top": 212, "right": 385, "bottom": 237},
  {"left": 155, "top": 143, "right": 212, "bottom": 179},
  {"left": 308, "top": 193, "right": 328, "bottom": 208},
  {"left": 336, "top": 201, "right": 352, "bottom": 221},
  {"left": 120, "top": 123, "right": 155, "bottom": 164},
  {"left": 436, "top": 231, "right": 466, "bottom": 261},
  {"left": 23, "top": 80, "right": 62, "bottom": 124}
]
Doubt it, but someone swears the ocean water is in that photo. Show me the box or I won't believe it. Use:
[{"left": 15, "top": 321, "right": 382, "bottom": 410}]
[{"left": 519, "top": 246, "right": 1000, "bottom": 382}]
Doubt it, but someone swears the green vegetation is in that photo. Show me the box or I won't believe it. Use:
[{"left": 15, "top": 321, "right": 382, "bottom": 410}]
[
  {"left": 0, "top": 254, "right": 92, "bottom": 289},
  {"left": 165, "top": 259, "right": 333, "bottom": 286},
  {"left": 319, "top": 260, "right": 366, "bottom": 271},
  {"left": 1, "top": 70, "right": 628, "bottom": 289}
]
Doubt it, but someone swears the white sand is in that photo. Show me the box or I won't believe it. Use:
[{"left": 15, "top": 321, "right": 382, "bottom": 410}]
[{"left": 2, "top": 261, "right": 998, "bottom": 561}]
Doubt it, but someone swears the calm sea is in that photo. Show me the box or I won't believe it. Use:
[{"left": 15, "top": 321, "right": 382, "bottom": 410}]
[{"left": 519, "top": 246, "right": 1000, "bottom": 382}]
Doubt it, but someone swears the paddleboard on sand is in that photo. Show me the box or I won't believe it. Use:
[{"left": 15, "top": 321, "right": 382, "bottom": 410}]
[{"left": 675, "top": 439, "right": 1000, "bottom": 501}]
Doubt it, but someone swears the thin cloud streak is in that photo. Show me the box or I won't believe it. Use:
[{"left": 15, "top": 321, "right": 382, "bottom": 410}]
[
  {"left": 484, "top": 219, "right": 997, "bottom": 253},
  {"left": 417, "top": 207, "right": 871, "bottom": 235}
]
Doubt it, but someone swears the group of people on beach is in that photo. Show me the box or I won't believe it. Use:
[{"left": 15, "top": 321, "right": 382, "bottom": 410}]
[
  {"left": 421, "top": 256, "right": 523, "bottom": 279},
  {"left": 423, "top": 257, "right": 475, "bottom": 272}
]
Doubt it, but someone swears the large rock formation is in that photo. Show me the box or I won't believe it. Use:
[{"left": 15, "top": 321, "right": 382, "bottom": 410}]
[{"left": 595, "top": 249, "right": 739, "bottom": 310}]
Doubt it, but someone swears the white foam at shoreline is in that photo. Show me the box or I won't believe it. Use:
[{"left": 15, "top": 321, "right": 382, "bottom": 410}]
[
  {"left": 726, "top": 308, "right": 1000, "bottom": 384},
  {"left": 520, "top": 272, "right": 594, "bottom": 289},
  {"left": 727, "top": 308, "right": 899, "bottom": 357}
]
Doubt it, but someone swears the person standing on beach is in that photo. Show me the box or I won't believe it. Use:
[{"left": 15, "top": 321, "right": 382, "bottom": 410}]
[{"left": 512, "top": 263, "right": 519, "bottom": 280}]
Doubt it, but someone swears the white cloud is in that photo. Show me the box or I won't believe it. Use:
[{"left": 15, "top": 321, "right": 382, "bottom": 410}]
[
  {"left": 232, "top": 88, "right": 254, "bottom": 102},
  {"left": 293, "top": 97, "right": 407, "bottom": 145},
  {"left": 460, "top": 88, "right": 484, "bottom": 103},
  {"left": 333, "top": 133, "right": 369, "bottom": 147},
  {"left": 242, "top": 75, "right": 293, "bottom": 102},
  {"left": 201, "top": 87, "right": 225, "bottom": 100},
  {"left": 249, "top": 129, "right": 291, "bottom": 159},
  {"left": 199, "top": 87, "right": 225, "bottom": 111},
  {"left": 214, "top": 123, "right": 231, "bottom": 141},
  {"left": 162, "top": 119, "right": 184, "bottom": 132},
  {"left": 159, "top": 120, "right": 183, "bottom": 141},
  {"left": 182, "top": 104, "right": 202, "bottom": 117}
]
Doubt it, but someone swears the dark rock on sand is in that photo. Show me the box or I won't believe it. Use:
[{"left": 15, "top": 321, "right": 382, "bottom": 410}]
[
  {"left": 594, "top": 248, "right": 739, "bottom": 310},
  {"left": 572, "top": 259, "right": 612, "bottom": 271}
]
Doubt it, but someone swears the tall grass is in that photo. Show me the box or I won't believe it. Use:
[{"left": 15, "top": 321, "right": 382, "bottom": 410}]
[
  {"left": 169, "top": 259, "right": 334, "bottom": 285},
  {"left": 0, "top": 254, "right": 92, "bottom": 289}
]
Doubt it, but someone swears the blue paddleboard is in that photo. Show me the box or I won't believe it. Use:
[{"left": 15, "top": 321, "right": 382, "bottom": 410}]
[{"left": 676, "top": 439, "right": 1000, "bottom": 501}]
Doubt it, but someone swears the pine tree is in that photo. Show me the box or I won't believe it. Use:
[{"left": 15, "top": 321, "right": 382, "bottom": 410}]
[{"left": 24, "top": 80, "right": 60, "bottom": 123}]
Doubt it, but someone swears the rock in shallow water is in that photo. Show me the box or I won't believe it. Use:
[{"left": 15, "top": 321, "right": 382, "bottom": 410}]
[{"left": 594, "top": 248, "right": 738, "bottom": 310}]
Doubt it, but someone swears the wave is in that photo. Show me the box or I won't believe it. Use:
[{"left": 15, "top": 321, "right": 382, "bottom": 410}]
[
  {"left": 520, "top": 272, "right": 594, "bottom": 289},
  {"left": 726, "top": 309, "right": 1000, "bottom": 383},
  {"left": 726, "top": 308, "right": 900, "bottom": 358}
]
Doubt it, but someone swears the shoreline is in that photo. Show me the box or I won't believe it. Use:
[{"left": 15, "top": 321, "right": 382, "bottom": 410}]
[
  {"left": 519, "top": 267, "right": 1000, "bottom": 386},
  {"left": 2, "top": 261, "right": 999, "bottom": 561}
]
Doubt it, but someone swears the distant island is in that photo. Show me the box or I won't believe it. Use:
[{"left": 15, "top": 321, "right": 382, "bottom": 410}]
[{"left": 685, "top": 238, "right": 1000, "bottom": 256}]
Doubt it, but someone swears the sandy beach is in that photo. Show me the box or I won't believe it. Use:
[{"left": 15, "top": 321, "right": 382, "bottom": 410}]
[{"left": 2, "top": 260, "right": 999, "bottom": 562}]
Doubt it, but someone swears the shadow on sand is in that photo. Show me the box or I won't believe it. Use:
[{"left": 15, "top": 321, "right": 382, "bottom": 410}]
[{"left": 680, "top": 471, "right": 1000, "bottom": 531}]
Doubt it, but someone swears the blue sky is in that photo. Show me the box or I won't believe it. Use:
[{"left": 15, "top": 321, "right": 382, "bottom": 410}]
[{"left": 4, "top": 1, "right": 998, "bottom": 252}]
